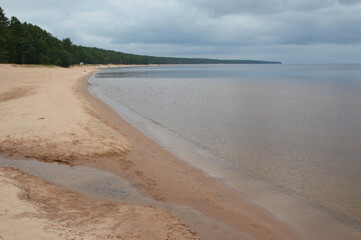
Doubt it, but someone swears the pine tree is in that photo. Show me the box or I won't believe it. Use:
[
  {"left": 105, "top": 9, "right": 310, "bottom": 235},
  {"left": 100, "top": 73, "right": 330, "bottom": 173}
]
[{"left": 0, "top": 6, "right": 10, "bottom": 62}]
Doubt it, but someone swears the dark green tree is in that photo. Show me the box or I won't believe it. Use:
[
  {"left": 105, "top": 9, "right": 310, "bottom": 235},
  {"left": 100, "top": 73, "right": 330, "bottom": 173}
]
[
  {"left": 62, "top": 38, "right": 72, "bottom": 52},
  {"left": 59, "top": 50, "right": 72, "bottom": 67},
  {"left": 0, "top": 6, "right": 10, "bottom": 62},
  {"left": 39, "top": 54, "right": 52, "bottom": 65}
]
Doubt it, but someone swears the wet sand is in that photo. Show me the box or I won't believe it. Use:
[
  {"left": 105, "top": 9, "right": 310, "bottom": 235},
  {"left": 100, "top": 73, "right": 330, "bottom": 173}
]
[
  {"left": 0, "top": 167, "right": 198, "bottom": 240},
  {"left": 0, "top": 64, "right": 303, "bottom": 239}
]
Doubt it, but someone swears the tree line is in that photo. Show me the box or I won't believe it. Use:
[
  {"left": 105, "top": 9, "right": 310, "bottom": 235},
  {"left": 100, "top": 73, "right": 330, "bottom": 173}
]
[{"left": 0, "top": 6, "right": 280, "bottom": 67}]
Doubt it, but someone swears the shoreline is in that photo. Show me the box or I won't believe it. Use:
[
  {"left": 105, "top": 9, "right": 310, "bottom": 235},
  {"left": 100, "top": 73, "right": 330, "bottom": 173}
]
[{"left": 0, "top": 64, "right": 302, "bottom": 240}]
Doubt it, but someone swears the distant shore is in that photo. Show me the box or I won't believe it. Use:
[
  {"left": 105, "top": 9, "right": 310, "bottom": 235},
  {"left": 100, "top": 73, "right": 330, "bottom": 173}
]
[{"left": 0, "top": 64, "right": 301, "bottom": 240}]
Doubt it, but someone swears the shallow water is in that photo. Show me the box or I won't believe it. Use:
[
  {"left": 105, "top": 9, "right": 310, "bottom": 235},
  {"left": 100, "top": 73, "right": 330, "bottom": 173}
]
[
  {"left": 89, "top": 64, "right": 361, "bottom": 239},
  {"left": 0, "top": 157, "right": 251, "bottom": 240},
  {"left": 0, "top": 157, "right": 140, "bottom": 201}
]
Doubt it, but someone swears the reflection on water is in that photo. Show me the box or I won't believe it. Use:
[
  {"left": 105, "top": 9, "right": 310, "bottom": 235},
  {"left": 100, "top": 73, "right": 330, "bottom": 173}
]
[
  {"left": 0, "top": 157, "right": 140, "bottom": 201},
  {"left": 89, "top": 64, "right": 361, "bottom": 239}
]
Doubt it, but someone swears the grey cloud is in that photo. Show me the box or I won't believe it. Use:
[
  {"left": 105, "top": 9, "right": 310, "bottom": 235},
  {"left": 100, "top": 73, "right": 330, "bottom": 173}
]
[
  {"left": 273, "top": 6, "right": 361, "bottom": 45},
  {"left": 338, "top": 0, "right": 361, "bottom": 5},
  {"left": 183, "top": 0, "right": 337, "bottom": 16},
  {"left": 1, "top": 0, "right": 361, "bottom": 63},
  {"left": 107, "top": 1, "right": 361, "bottom": 47}
]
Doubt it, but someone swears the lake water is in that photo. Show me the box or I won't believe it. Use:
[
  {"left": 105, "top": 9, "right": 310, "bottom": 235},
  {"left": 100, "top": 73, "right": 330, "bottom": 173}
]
[{"left": 89, "top": 64, "right": 361, "bottom": 239}]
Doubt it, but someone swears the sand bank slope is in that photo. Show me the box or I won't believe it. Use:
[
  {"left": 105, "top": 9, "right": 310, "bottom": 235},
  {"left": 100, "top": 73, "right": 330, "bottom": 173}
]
[
  {"left": 0, "top": 64, "right": 128, "bottom": 163},
  {"left": 0, "top": 167, "right": 199, "bottom": 240}
]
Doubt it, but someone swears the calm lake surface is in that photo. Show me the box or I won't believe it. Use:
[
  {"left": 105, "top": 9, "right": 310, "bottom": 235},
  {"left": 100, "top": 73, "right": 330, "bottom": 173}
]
[{"left": 89, "top": 64, "right": 361, "bottom": 239}]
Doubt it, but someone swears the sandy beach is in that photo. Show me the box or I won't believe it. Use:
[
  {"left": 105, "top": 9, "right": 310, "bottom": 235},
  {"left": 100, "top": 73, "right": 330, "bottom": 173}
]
[{"left": 0, "top": 64, "right": 303, "bottom": 240}]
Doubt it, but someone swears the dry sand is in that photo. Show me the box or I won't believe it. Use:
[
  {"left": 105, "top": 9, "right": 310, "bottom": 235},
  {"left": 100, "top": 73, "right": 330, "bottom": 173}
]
[
  {"left": 0, "top": 64, "right": 303, "bottom": 240},
  {"left": 0, "top": 64, "right": 129, "bottom": 163}
]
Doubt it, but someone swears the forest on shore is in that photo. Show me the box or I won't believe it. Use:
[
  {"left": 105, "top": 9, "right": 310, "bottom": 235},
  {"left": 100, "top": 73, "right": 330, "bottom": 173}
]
[{"left": 0, "top": 6, "right": 281, "bottom": 67}]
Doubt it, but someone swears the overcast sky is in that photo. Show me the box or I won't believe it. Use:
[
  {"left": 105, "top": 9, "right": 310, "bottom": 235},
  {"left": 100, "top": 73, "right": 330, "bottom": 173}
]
[{"left": 2, "top": 0, "right": 361, "bottom": 63}]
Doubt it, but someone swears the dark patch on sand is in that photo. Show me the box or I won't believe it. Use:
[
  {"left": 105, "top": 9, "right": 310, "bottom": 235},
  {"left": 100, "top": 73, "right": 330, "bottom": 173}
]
[{"left": 0, "top": 87, "right": 34, "bottom": 103}]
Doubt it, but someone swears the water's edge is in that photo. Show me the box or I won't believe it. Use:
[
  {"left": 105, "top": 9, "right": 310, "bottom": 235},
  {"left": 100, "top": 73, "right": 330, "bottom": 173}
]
[
  {"left": 87, "top": 66, "right": 361, "bottom": 240},
  {"left": 1, "top": 65, "right": 360, "bottom": 240}
]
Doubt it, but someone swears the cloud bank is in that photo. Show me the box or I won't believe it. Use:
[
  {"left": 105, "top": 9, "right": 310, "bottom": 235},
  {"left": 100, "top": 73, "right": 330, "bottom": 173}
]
[{"left": 2, "top": 0, "right": 361, "bottom": 63}]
